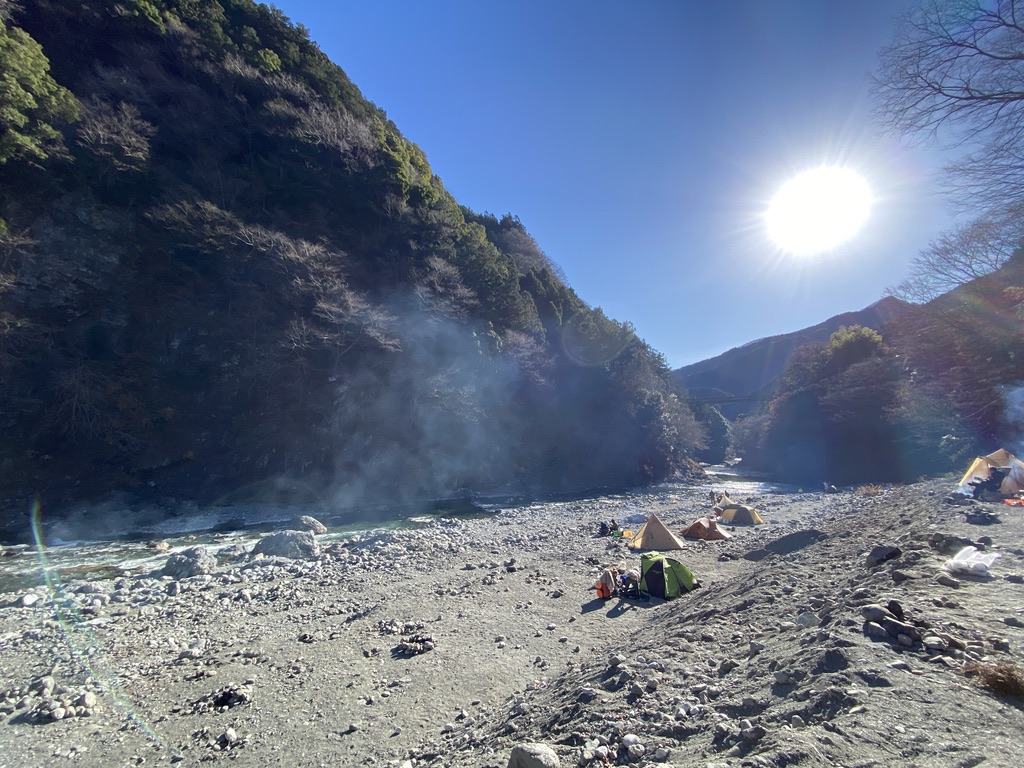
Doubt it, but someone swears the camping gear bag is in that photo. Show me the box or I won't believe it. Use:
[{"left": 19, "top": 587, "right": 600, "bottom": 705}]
[{"left": 595, "top": 568, "right": 618, "bottom": 599}]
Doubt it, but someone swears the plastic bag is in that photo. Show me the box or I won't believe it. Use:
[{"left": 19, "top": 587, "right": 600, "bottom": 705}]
[{"left": 944, "top": 545, "right": 1000, "bottom": 577}]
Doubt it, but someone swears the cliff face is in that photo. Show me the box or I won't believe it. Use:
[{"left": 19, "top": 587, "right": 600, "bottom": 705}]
[{"left": 0, "top": 0, "right": 701, "bottom": 515}]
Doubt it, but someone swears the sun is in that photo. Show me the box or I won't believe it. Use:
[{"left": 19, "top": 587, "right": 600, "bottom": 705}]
[{"left": 765, "top": 166, "right": 872, "bottom": 255}]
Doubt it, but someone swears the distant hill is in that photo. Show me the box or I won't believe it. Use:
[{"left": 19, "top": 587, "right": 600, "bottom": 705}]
[{"left": 673, "top": 296, "right": 911, "bottom": 415}]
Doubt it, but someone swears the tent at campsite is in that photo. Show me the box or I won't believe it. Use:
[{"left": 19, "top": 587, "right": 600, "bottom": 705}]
[
  {"left": 638, "top": 552, "right": 697, "bottom": 599},
  {"left": 714, "top": 495, "right": 764, "bottom": 525},
  {"left": 628, "top": 513, "right": 685, "bottom": 550},
  {"left": 681, "top": 517, "right": 731, "bottom": 540},
  {"left": 957, "top": 449, "right": 1024, "bottom": 497}
]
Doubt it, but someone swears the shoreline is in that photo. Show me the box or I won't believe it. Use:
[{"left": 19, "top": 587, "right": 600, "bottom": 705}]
[{"left": 1, "top": 479, "right": 1022, "bottom": 767}]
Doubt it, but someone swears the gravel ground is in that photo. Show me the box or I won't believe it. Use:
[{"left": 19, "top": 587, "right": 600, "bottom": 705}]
[{"left": 1, "top": 478, "right": 1022, "bottom": 768}]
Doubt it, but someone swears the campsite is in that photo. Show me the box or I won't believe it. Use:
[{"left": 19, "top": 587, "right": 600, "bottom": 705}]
[{"left": 1, "top": 474, "right": 1023, "bottom": 767}]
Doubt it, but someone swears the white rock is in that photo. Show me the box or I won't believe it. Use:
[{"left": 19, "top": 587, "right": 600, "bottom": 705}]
[
  {"left": 507, "top": 742, "right": 560, "bottom": 768},
  {"left": 796, "top": 612, "right": 820, "bottom": 628}
]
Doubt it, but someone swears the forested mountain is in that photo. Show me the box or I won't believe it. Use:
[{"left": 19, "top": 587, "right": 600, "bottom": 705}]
[
  {"left": 673, "top": 296, "right": 910, "bottom": 419},
  {"left": 0, "top": 0, "right": 702, "bottom": 519},
  {"left": 728, "top": 256, "right": 1024, "bottom": 485}
]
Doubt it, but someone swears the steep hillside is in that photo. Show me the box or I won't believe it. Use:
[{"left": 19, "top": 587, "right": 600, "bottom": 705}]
[{"left": 0, "top": 0, "right": 702, "bottom": 521}]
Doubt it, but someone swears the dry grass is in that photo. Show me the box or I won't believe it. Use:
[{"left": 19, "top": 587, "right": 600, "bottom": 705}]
[
  {"left": 963, "top": 661, "right": 1024, "bottom": 698},
  {"left": 855, "top": 484, "right": 885, "bottom": 497}
]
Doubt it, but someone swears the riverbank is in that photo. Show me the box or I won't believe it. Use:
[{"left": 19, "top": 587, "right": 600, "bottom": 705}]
[{"left": 1, "top": 479, "right": 1022, "bottom": 767}]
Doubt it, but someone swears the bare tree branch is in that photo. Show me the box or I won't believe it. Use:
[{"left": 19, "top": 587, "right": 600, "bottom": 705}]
[
  {"left": 875, "top": 0, "right": 1024, "bottom": 209},
  {"left": 888, "top": 208, "right": 1024, "bottom": 301}
]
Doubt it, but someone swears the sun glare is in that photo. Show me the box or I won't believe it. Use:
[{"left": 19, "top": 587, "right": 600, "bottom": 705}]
[{"left": 765, "top": 166, "right": 872, "bottom": 256}]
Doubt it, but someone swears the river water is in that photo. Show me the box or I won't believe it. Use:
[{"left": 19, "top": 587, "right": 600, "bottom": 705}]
[{"left": 0, "top": 470, "right": 795, "bottom": 594}]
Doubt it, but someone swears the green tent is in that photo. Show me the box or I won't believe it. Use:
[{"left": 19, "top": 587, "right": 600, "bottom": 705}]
[{"left": 639, "top": 553, "right": 697, "bottom": 599}]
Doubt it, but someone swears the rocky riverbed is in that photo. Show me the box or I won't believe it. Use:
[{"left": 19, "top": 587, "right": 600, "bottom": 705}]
[{"left": 1, "top": 479, "right": 1022, "bottom": 767}]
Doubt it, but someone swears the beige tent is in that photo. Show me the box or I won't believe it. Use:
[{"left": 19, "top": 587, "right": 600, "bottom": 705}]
[
  {"left": 681, "top": 517, "right": 731, "bottom": 540},
  {"left": 628, "top": 513, "right": 685, "bottom": 550},
  {"left": 958, "top": 448, "right": 1024, "bottom": 496},
  {"left": 714, "top": 495, "right": 764, "bottom": 525}
]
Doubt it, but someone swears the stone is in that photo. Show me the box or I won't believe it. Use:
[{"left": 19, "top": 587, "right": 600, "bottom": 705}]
[
  {"left": 35, "top": 676, "right": 55, "bottom": 694},
  {"left": 813, "top": 649, "right": 849, "bottom": 673},
  {"left": 936, "top": 573, "right": 961, "bottom": 588},
  {"left": 293, "top": 515, "right": 327, "bottom": 534},
  {"left": 577, "top": 687, "right": 599, "bottom": 703},
  {"left": 719, "top": 658, "right": 740, "bottom": 674},
  {"left": 162, "top": 547, "right": 216, "bottom": 579},
  {"left": 866, "top": 544, "right": 901, "bottom": 568},
  {"left": 507, "top": 742, "right": 560, "bottom": 768},
  {"left": 861, "top": 604, "right": 894, "bottom": 623},
  {"left": 251, "top": 531, "right": 320, "bottom": 561},
  {"left": 864, "top": 621, "right": 889, "bottom": 639},
  {"left": 218, "top": 727, "right": 238, "bottom": 747},
  {"left": 882, "top": 617, "right": 921, "bottom": 641},
  {"left": 627, "top": 743, "right": 645, "bottom": 760},
  {"left": 742, "top": 724, "right": 767, "bottom": 742},
  {"left": 796, "top": 612, "right": 820, "bottom": 628}
]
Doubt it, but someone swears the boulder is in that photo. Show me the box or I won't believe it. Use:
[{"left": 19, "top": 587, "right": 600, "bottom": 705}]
[
  {"left": 252, "top": 530, "right": 320, "bottom": 560},
  {"left": 162, "top": 546, "right": 217, "bottom": 579},
  {"left": 293, "top": 515, "right": 327, "bottom": 535},
  {"left": 507, "top": 743, "right": 559, "bottom": 768}
]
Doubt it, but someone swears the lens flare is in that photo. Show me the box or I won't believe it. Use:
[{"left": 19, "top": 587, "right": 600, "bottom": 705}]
[{"left": 765, "top": 166, "right": 872, "bottom": 255}]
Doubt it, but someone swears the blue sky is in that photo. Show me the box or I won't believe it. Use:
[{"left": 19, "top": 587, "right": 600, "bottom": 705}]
[{"left": 272, "top": 0, "right": 951, "bottom": 368}]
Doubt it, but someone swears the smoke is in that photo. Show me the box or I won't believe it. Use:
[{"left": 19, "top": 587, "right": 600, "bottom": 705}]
[
  {"left": 323, "top": 293, "right": 525, "bottom": 517},
  {"left": 1004, "top": 383, "right": 1024, "bottom": 455}
]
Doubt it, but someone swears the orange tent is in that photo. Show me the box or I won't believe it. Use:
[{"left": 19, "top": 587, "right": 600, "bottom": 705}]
[{"left": 681, "top": 517, "right": 731, "bottom": 540}]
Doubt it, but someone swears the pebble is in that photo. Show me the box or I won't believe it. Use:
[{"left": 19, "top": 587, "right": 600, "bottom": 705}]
[{"left": 861, "top": 604, "right": 894, "bottom": 623}]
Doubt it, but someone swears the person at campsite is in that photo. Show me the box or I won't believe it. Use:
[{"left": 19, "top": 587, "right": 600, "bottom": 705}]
[
  {"left": 620, "top": 567, "right": 641, "bottom": 598},
  {"left": 969, "top": 467, "right": 1007, "bottom": 499}
]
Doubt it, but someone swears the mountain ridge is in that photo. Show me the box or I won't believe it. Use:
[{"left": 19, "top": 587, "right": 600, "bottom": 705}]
[{"left": 673, "top": 295, "right": 911, "bottom": 411}]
